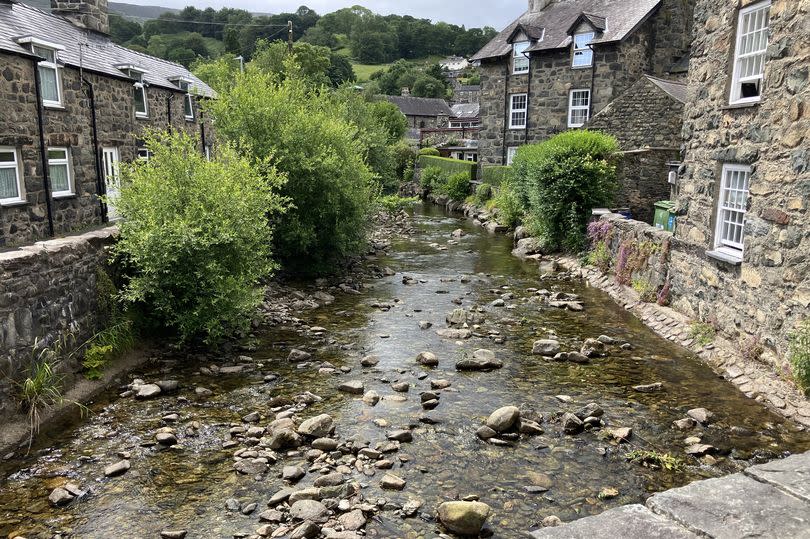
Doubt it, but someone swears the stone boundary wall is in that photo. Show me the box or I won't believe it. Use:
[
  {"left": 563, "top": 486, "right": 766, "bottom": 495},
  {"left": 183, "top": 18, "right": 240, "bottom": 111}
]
[
  {"left": 581, "top": 213, "right": 809, "bottom": 426},
  {"left": 0, "top": 226, "right": 117, "bottom": 417}
]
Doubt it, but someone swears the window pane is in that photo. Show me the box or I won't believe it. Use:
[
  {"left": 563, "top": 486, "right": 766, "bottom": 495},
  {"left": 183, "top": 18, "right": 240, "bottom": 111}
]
[
  {"left": 184, "top": 95, "right": 193, "bottom": 117},
  {"left": 49, "top": 163, "right": 69, "bottom": 192},
  {"left": 47, "top": 149, "right": 67, "bottom": 160},
  {"left": 33, "top": 46, "right": 55, "bottom": 62},
  {"left": 39, "top": 65, "right": 59, "bottom": 102},
  {"left": 0, "top": 166, "right": 20, "bottom": 199},
  {"left": 0, "top": 151, "right": 15, "bottom": 163},
  {"left": 134, "top": 86, "right": 147, "bottom": 114}
]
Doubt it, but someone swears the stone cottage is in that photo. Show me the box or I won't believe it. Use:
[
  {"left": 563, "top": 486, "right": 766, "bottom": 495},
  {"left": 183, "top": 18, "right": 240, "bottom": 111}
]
[
  {"left": 385, "top": 95, "right": 453, "bottom": 135},
  {"left": 0, "top": 0, "right": 215, "bottom": 247},
  {"left": 471, "top": 0, "right": 695, "bottom": 168},
  {"left": 666, "top": 0, "right": 809, "bottom": 369},
  {"left": 587, "top": 75, "right": 687, "bottom": 222}
]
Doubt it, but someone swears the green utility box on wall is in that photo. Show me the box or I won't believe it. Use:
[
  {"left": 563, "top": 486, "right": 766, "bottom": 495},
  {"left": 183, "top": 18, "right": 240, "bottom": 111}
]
[{"left": 653, "top": 201, "right": 677, "bottom": 232}]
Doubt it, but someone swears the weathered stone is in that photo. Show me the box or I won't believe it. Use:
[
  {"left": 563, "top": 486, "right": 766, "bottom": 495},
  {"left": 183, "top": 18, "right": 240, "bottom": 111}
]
[
  {"left": 297, "top": 414, "right": 334, "bottom": 438},
  {"left": 288, "top": 349, "right": 312, "bottom": 362},
  {"left": 532, "top": 339, "right": 561, "bottom": 356},
  {"left": 607, "top": 427, "right": 632, "bottom": 442},
  {"left": 437, "top": 501, "right": 492, "bottom": 536},
  {"left": 233, "top": 458, "right": 268, "bottom": 475},
  {"left": 135, "top": 384, "right": 161, "bottom": 399},
  {"left": 104, "top": 460, "right": 130, "bottom": 477},
  {"left": 338, "top": 380, "right": 365, "bottom": 394},
  {"left": 561, "top": 413, "right": 583, "bottom": 435},
  {"left": 338, "top": 509, "right": 367, "bottom": 531},
  {"left": 387, "top": 429, "right": 413, "bottom": 442},
  {"left": 360, "top": 355, "right": 380, "bottom": 367},
  {"left": 363, "top": 390, "right": 381, "bottom": 406},
  {"left": 267, "top": 428, "right": 302, "bottom": 450},
  {"left": 416, "top": 351, "right": 439, "bottom": 366},
  {"left": 633, "top": 383, "right": 664, "bottom": 393},
  {"left": 380, "top": 474, "right": 407, "bottom": 490},
  {"left": 486, "top": 406, "right": 521, "bottom": 433},
  {"left": 686, "top": 408, "right": 713, "bottom": 425},
  {"left": 289, "top": 500, "right": 330, "bottom": 523},
  {"left": 529, "top": 504, "right": 698, "bottom": 538},
  {"left": 456, "top": 349, "right": 503, "bottom": 370},
  {"left": 282, "top": 465, "right": 306, "bottom": 482},
  {"left": 48, "top": 487, "right": 75, "bottom": 506}
]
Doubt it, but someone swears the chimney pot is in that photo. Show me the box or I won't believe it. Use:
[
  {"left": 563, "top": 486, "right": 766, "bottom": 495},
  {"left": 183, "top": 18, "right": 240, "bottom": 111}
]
[{"left": 51, "top": 0, "right": 109, "bottom": 34}]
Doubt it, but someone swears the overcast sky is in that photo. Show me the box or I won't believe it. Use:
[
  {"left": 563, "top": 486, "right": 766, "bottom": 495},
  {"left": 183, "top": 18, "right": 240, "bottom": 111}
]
[{"left": 128, "top": 0, "right": 526, "bottom": 29}]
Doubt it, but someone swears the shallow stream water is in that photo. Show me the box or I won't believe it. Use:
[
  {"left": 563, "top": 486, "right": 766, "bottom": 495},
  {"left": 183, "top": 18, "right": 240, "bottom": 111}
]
[{"left": 2, "top": 204, "right": 809, "bottom": 539}]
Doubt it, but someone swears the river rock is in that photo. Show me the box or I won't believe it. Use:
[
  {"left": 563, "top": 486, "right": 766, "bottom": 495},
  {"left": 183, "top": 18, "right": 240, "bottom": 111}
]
[
  {"left": 486, "top": 406, "right": 520, "bottom": 433},
  {"left": 419, "top": 320, "right": 433, "bottom": 330},
  {"left": 437, "top": 328, "right": 472, "bottom": 340},
  {"left": 687, "top": 408, "right": 714, "bottom": 424},
  {"left": 135, "top": 384, "right": 162, "bottom": 399},
  {"left": 431, "top": 379, "right": 451, "bottom": 389},
  {"left": 685, "top": 443, "right": 716, "bottom": 456},
  {"left": 519, "top": 419, "right": 544, "bottom": 435},
  {"left": 156, "top": 380, "right": 179, "bottom": 393},
  {"left": 532, "top": 340, "right": 560, "bottom": 356},
  {"left": 392, "top": 382, "right": 410, "bottom": 393},
  {"left": 338, "top": 509, "right": 367, "bottom": 531},
  {"left": 512, "top": 237, "right": 544, "bottom": 258},
  {"left": 195, "top": 387, "right": 213, "bottom": 397},
  {"left": 575, "top": 403, "right": 604, "bottom": 420},
  {"left": 567, "top": 351, "right": 590, "bottom": 364},
  {"left": 338, "top": 380, "right": 365, "bottom": 394},
  {"left": 288, "top": 349, "right": 312, "bottom": 362},
  {"left": 387, "top": 429, "right": 413, "bottom": 442},
  {"left": 456, "top": 349, "right": 503, "bottom": 371},
  {"left": 607, "top": 427, "right": 632, "bottom": 442},
  {"left": 48, "top": 487, "right": 75, "bottom": 506},
  {"left": 291, "top": 522, "right": 320, "bottom": 539},
  {"left": 104, "top": 460, "right": 130, "bottom": 477},
  {"left": 562, "top": 413, "right": 584, "bottom": 435},
  {"left": 380, "top": 474, "right": 407, "bottom": 490},
  {"left": 633, "top": 382, "right": 664, "bottom": 393},
  {"left": 363, "top": 390, "right": 381, "bottom": 406},
  {"left": 581, "top": 338, "right": 606, "bottom": 357},
  {"left": 416, "top": 351, "right": 439, "bottom": 367},
  {"left": 267, "top": 428, "right": 302, "bottom": 450},
  {"left": 314, "top": 473, "right": 345, "bottom": 488},
  {"left": 156, "top": 431, "right": 178, "bottom": 446},
  {"left": 234, "top": 458, "right": 268, "bottom": 475},
  {"left": 437, "top": 501, "right": 492, "bottom": 536},
  {"left": 673, "top": 418, "right": 696, "bottom": 430},
  {"left": 446, "top": 308, "right": 468, "bottom": 326},
  {"left": 360, "top": 355, "right": 379, "bottom": 367},
  {"left": 542, "top": 515, "right": 563, "bottom": 527},
  {"left": 283, "top": 465, "right": 306, "bottom": 482},
  {"left": 289, "top": 499, "right": 330, "bottom": 523},
  {"left": 297, "top": 414, "right": 334, "bottom": 438}
]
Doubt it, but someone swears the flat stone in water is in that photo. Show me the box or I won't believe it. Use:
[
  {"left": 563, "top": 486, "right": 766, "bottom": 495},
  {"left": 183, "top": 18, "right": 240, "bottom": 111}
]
[
  {"left": 104, "top": 460, "right": 130, "bottom": 477},
  {"left": 289, "top": 499, "right": 330, "bottom": 523},
  {"left": 338, "top": 380, "right": 365, "bottom": 394},
  {"left": 529, "top": 504, "right": 697, "bottom": 538}
]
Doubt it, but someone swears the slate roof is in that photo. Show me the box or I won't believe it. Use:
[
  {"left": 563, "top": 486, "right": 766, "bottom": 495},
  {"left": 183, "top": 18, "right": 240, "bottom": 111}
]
[
  {"left": 451, "top": 103, "right": 480, "bottom": 119},
  {"left": 457, "top": 85, "right": 481, "bottom": 93},
  {"left": 385, "top": 95, "right": 452, "bottom": 117},
  {"left": 645, "top": 75, "right": 688, "bottom": 104},
  {"left": 0, "top": 1, "right": 214, "bottom": 97},
  {"left": 471, "top": 0, "right": 662, "bottom": 61}
]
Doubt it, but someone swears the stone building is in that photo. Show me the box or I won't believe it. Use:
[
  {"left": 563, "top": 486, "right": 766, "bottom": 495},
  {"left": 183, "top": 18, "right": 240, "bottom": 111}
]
[
  {"left": 666, "top": 0, "right": 809, "bottom": 369},
  {"left": 384, "top": 95, "right": 452, "bottom": 139},
  {"left": 471, "top": 0, "right": 695, "bottom": 168},
  {"left": 0, "top": 0, "right": 214, "bottom": 247},
  {"left": 587, "top": 75, "right": 687, "bottom": 222}
]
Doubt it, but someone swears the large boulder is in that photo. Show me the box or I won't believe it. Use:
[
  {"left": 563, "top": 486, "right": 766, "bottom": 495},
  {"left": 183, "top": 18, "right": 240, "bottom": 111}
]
[
  {"left": 297, "top": 414, "right": 334, "bottom": 438},
  {"left": 512, "top": 237, "right": 545, "bottom": 259},
  {"left": 532, "top": 340, "right": 561, "bottom": 356},
  {"left": 456, "top": 349, "right": 503, "bottom": 371},
  {"left": 289, "top": 500, "right": 330, "bottom": 524},
  {"left": 486, "top": 406, "right": 520, "bottom": 433},
  {"left": 416, "top": 351, "right": 439, "bottom": 367},
  {"left": 437, "top": 501, "right": 492, "bottom": 536}
]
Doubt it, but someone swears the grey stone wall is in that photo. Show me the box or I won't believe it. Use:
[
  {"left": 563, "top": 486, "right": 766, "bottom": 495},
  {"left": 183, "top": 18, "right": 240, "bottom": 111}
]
[
  {"left": 672, "top": 0, "right": 809, "bottom": 375},
  {"left": 0, "top": 227, "right": 116, "bottom": 417},
  {"left": 478, "top": 0, "right": 696, "bottom": 167},
  {"left": 0, "top": 52, "right": 212, "bottom": 247},
  {"left": 614, "top": 150, "right": 679, "bottom": 223}
]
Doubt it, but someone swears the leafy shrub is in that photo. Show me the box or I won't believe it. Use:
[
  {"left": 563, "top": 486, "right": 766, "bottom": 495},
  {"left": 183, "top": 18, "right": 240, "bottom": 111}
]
[
  {"left": 82, "top": 320, "right": 135, "bottom": 380},
  {"left": 689, "top": 322, "right": 716, "bottom": 347},
  {"left": 632, "top": 278, "right": 657, "bottom": 303},
  {"left": 208, "top": 69, "right": 375, "bottom": 275},
  {"left": 481, "top": 165, "right": 510, "bottom": 187},
  {"left": 486, "top": 178, "right": 524, "bottom": 228},
  {"left": 789, "top": 320, "right": 810, "bottom": 393},
  {"left": 442, "top": 171, "right": 471, "bottom": 201},
  {"left": 511, "top": 130, "right": 618, "bottom": 252},
  {"left": 586, "top": 241, "right": 613, "bottom": 273},
  {"left": 420, "top": 166, "right": 445, "bottom": 191},
  {"left": 472, "top": 183, "right": 493, "bottom": 206},
  {"left": 419, "top": 147, "right": 440, "bottom": 156},
  {"left": 378, "top": 194, "right": 418, "bottom": 214},
  {"left": 114, "top": 131, "right": 285, "bottom": 344},
  {"left": 391, "top": 140, "right": 418, "bottom": 182},
  {"left": 83, "top": 345, "right": 113, "bottom": 380}
]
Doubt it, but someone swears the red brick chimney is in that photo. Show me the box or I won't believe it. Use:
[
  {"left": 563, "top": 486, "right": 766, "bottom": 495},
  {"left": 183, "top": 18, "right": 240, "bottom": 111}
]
[{"left": 51, "top": 0, "right": 109, "bottom": 34}]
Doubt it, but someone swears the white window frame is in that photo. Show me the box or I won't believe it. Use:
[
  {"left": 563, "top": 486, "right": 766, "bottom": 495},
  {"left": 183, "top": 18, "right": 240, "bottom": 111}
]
[
  {"left": 729, "top": 0, "right": 771, "bottom": 105},
  {"left": 572, "top": 32, "right": 595, "bottom": 68},
  {"left": 137, "top": 148, "right": 153, "bottom": 162},
  {"left": 47, "top": 147, "right": 73, "bottom": 198},
  {"left": 0, "top": 146, "right": 25, "bottom": 205},
  {"left": 568, "top": 88, "right": 590, "bottom": 127},
  {"left": 509, "top": 93, "right": 528, "bottom": 129},
  {"left": 33, "top": 44, "right": 63, "bottom": 108},
  {"left": 175, "top": 79, "right": 195, "bottom": 121},
  {"left": 712, "top": 164, "right": 751, "bottom": 261},
  {"left": 513, "top": 41, "right": 530, "bottom": 74},
  {"left": 123, "top": 68, "right": 149, "bottom": 119},
  {"left": 464, "top": 152, "right": 477, "bottom": 162},
  {"left": 506, "top": 146, "right": 518, "bottom": 166}
]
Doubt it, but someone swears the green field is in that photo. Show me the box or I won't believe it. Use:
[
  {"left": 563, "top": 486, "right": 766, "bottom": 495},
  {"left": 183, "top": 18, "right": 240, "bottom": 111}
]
[{"left": 349, "top": 55, "right": 446, "bottom": 83}]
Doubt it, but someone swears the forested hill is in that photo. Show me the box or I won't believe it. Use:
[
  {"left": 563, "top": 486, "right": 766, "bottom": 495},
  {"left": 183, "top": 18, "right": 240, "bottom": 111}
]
[{"left": 104, "top": 5, "right": 496, "bottom": 68}]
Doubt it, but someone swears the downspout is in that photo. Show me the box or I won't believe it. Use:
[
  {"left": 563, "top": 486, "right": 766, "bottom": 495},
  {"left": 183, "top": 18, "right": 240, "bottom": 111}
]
[
  {"left": 167, "top": 95, "right": 172, "bottom": 134},
  {"left": 589, "top": 43, "right": 596, "bottom": 120},
  {"left": 82, "top": 77, "right": 107, "bottom": 223},
  {"left": 501, "top": 59, "right": 510, "bottom": 164},
  {"left": 524, "top": 49, "right": 532, "bottom": 144},
  {"left": 32, "top": 59, "right": 55, "bottom": 237},
  {"left": 199, "top": 107, "right": 207, "bottom": 157}
]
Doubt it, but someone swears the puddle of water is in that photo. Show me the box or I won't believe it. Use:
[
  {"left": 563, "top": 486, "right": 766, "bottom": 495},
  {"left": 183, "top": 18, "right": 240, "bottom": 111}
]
[{"left": 1, "top": 203, "right": 808, "bottom": 539}]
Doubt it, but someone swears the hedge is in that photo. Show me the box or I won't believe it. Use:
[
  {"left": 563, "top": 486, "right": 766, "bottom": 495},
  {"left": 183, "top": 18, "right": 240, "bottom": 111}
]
[
  {"left": 481, "top": 165, "right": 511, "bottom": 187},
  {"left": 418, "top": 155, "right": 477, "bottom": 182}
]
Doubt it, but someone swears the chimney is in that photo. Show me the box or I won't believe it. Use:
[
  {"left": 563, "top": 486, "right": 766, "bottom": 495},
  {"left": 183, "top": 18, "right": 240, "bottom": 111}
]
[
  {"left": 51, "top": 0, "right": 109, "bottom": 34},
  {"left": 528, "top": 0, "right": 552, "bottom": 12}
]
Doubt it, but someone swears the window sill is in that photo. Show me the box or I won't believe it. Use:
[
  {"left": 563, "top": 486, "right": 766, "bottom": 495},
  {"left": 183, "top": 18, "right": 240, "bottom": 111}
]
[
  {"left": 509, "top": 126, "right": 527, "bottom": 130},
  {"left": 706, "top": 249, "right": 742, "bottom": 266},
  {"left": 185, "top": 117, "right": 195, "bottom": 122},
  {"left": 135, "top": 114, "right": 150, "bottom": 120},
  {"left": 571, "top": 65, "right": 593, "bottom": 70},
  {"left": 52, "top": 193, "right": 76, "bottom": 200},
  {"left": 722, "top": 101, "right": 761, "bottom": 111},
  {"left": 0, "top": 199, "right": 27, "bottom": 207},
  {"left": 43, "top": 103, "right": 65, "bottom": 110}
]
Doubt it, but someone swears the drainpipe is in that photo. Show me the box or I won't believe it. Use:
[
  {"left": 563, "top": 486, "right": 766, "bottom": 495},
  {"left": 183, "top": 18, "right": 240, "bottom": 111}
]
[
  {"left": 589, "top": 43, "right": 596, "bottom": 120},
  {"left": 32, "top": 59, "right": 55, "bottom": 237},
  {"left": 524, "top": 49, "right": 532, "bottom": 144},
  {"left": 167, "top": 95, "right": 172, "bottom": 134},
  {"left": 82, "top": 77, "right": 107, "bottom": 223},
  {"left": 199, "top": 108, "right": 207, "bottom": 157},
  {"left": 501, "top": 60, "right": 510, "bottom": 164}
]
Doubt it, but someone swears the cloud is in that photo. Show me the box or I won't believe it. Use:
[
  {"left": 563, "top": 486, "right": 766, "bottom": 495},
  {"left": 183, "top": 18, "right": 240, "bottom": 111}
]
[{"left": 125, "top": 0, "right": 524, "bottom": 29}]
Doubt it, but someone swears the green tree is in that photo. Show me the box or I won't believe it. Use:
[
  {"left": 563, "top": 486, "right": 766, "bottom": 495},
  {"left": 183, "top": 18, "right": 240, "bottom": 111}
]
[
  {"left": 208, "top": 66, "right": 376, "bottom": 274},
  {"left": 113, "top": 132, "right": 286, "bottom": 344},
  {"left": 327, "top": 53, "right": 356, "bottom": 87},
  {"left": 412, "top": 74, "right": 447, "bottom": 98},
  {"left": 511, "top": 130, "right": 619, "bottom": 251},
  {"left": 192, "top": 57, "right": 241, "bottom": 93},
  {"left": 251, "top": 40, "right": 332, "bottom": 87},
  {"left": 109, "top": 14, "right": 142, "bottom": 44}
]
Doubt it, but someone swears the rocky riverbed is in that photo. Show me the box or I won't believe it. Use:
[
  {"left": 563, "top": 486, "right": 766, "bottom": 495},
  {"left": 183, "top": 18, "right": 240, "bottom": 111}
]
[{"left": 1, "top": 203, "right": 809, "bottom": 539}]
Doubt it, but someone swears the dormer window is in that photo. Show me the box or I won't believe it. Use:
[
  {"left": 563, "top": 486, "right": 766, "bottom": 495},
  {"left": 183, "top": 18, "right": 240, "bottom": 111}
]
[
  {"left": 172, "top": 78, "right": 195, "bottom": 121},
  {"left": 513, "top": 41, "right": 530, "bottom": 74},
  {"left": 16, "top": 38, "right": 64, "bottom": 107},
  {"left": 118, "top": 65, "right": 149, "bottom": 118},
  {"left": 572, "top": 32, "right": 595, "bottom": 68}
]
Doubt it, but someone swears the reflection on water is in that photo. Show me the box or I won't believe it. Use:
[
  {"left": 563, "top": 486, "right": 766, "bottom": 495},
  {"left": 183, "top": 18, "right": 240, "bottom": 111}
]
[{"left": 1, "top": 203, "right": 808, "bottom": 539}]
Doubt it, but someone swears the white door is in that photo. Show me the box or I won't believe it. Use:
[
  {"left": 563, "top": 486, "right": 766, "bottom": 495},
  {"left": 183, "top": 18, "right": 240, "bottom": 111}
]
[{"left": 101, "top": 147, "right": 120, "bottom": 220}]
